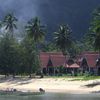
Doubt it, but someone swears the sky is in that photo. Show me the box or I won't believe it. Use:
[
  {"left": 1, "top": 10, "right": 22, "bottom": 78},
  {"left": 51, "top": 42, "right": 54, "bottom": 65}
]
[{"left": 0, "top": 0, "right": 100, "bottom": 40}]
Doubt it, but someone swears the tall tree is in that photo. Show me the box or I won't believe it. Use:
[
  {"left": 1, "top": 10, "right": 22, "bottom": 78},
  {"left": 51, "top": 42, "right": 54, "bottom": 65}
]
[
  {"left": 0, "top": 34, "right": 21, "bottom": 78},
  {"left": 54, "top": 25, "right": 72, "bottom": 58},
  {"left": 90, "top": 7, "right": 100, "bottom": 33},
  {"left": 25, "top": 17, "right": 45, "bottom": 77},
  {"left": 25, "top": 17, "right": 45, "bottom": 43},
  {"left": 94, "top": 28, "right": 100, "bottom": 53},
  {"left": 89, "top": 7, "right": 100, "bottom": 53},
  {"left": 81, "top": 33, "right": 94, "bottom": 52},
  {"left": 21, "top": 36, "right": 40, "bottom": 78},
  {"left": 2, "top": 13, "right": 17, "bottom": 37}
]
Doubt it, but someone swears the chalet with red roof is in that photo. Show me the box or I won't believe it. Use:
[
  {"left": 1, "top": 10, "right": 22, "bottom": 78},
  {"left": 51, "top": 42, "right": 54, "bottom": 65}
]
[
  {"left": 40, "top": 52, "right": 80, "bottom": 75},
  {"left": 39, "top": 52, "right": 100, "bottom": 75},
  {"left": 78, "top": 52, "right": 100, "bottom": 75}
]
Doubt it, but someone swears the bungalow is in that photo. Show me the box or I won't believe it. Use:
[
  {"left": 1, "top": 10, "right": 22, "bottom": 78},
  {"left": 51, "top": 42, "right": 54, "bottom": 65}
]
[
  {"left": 79, "top": 52, "right": 100, "bottom": 75},
  {"left": 39, "top": 52, "right": 100, "bottom": 75},
  {"left": 39, "top": 52, "right": 80, "bottom": 75},
  {"left": 40, "top": 52, "right": 66, "bottom": 75}
]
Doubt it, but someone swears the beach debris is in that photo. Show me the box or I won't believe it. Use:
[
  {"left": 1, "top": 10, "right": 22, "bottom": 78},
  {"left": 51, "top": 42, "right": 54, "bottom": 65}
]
[
  {"left": 84, "top": 81, "right": 100, "bottom": 88},
  {"left": 3, "top": 88, "right": 17, "bottom": 93}
]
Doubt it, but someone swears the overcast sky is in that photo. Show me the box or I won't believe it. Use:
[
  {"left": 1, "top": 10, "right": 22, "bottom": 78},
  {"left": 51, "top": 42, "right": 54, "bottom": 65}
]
[{"left": 0, "top": 0, "right": 100, "bottom": 40}]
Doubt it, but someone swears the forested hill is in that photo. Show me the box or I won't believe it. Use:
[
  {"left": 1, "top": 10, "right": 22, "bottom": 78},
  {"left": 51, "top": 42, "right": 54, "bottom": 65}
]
[{"left": 0, "top": 0, "right": 100, "bottom": 40}]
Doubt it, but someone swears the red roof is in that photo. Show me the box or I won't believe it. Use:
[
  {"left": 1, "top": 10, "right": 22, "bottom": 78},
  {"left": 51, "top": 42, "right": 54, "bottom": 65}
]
[
  {"left": 77, "top": 52, "right": 100, "bottom": 67},
  {"left": 50, "top": 55, "right": 66, "bottom": 67},
  {"left": 84, "top": 54, "right": 99, "bottom": 67},
  {"left": 39, "top": 52, "right": 67, "bottom": 68},
  {"left": 40, "top": 54, "right": 49, "bottom": 68},
  {"left": 40, "top": 51, "right": 100, "bottom": 68}
]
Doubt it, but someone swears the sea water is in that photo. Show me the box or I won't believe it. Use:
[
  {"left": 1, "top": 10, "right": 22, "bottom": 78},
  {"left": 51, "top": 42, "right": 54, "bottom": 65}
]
[{"left": 0, "top": 93, "right": 99, "bottom": 100}]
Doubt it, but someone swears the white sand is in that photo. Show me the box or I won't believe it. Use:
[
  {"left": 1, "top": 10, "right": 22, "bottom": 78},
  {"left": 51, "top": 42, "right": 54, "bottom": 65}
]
[{"left": 0, "top": 77, "right": 100, "bottom": 94}]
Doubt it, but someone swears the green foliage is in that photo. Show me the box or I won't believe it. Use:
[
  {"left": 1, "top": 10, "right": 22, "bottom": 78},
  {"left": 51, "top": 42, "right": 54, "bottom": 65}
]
[
  {"left": 0, "top": 34, "right": 21, "bottom": 77},
  {"left": 68, "top": 41, "right": 83, "bottom": 58},
  {"left": 2, "top": 13, "right": 17, "bottom": 36},
  {"left": 25, "top": 17, "right": 45, "bottom": 77},
  {"left": 25, "top": 17, "right": 45, "bottom": 43},
  {"left": 0, "top": 33, "right": 40, "bottom": 77},
  {"left": 94, "top": 31, "right": 100, "bottom": 52},
  {"left": 40, "top": 41, "right": 58, "bottom": 52},
  {"left": 54, "top": 24, "right": 72, "bottom": 56},
  {"left": 89, "top": 7, "right": 100, "bottom": 52},
  {"left": 90, "top": 7, "right": 100, "bottom": 33},
  {"left": 82, "top": 33, "right": 94, "bottom": 52},
  {"left": 21, "top": 36, "right": 40, "bottom": 77}
]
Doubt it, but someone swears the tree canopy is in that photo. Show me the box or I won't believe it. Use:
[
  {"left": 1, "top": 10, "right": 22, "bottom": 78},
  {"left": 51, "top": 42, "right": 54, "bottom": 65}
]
[{"left": 54, "top": 25, "right": 72, "bottom": 57}]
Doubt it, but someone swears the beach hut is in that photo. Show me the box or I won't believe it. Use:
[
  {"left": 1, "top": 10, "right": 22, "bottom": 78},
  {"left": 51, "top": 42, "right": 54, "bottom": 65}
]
[{"left": 40, "top": 52, "right": 66, "bottom": 75}]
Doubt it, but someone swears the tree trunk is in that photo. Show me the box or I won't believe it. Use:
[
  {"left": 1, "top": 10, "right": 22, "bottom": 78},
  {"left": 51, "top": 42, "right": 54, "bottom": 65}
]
[{"left": 13, "top": 73, "right": 15, "bottom": 78}]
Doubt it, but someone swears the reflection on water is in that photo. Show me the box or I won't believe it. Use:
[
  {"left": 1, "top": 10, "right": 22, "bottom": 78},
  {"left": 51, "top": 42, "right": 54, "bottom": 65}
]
[{"left": 0, "top": 93, "right": 100, "bottom": 100}]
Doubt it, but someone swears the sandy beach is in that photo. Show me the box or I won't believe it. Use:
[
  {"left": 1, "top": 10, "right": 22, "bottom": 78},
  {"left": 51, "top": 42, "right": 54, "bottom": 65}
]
[{"left": 0, "top": 77, "right": 100, "bottom": 94}]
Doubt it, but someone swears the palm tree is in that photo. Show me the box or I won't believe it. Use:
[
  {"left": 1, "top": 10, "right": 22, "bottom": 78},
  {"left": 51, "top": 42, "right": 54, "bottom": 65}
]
[
  {"left": 94, "top": 28, "right": 100, "bottom": 53},
  {"left": 25, "top": 17, "right": 45, "bottom": 78},
  {"left": 25, "top": 17, "right": 45, "bottom": 43},
  {"left": 89, "top": 7, "right": 100, "bottom": 53},
  {"left": 90, "top": 7, "right": 100, "bottom": 33},
  {"left": 54, "top": 25, "right": 72, "bottom": 58},
  {"left": 2, "top": 13, "right": 18, "bottom": 37}
]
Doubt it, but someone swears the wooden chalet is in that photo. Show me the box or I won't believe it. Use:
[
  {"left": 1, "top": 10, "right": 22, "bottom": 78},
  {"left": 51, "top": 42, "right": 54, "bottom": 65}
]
[
  {"left": 40, "top": 52, "right": 80, "bottom": 75},
  {"left": 39, "top": 52, "right": 100, "bottom": 75},
  {"left": 78, "top": 52, "right": 100, "bottom": 75},
  {"left": 40, "top": 52, "right": 66, "bottom": 75}
]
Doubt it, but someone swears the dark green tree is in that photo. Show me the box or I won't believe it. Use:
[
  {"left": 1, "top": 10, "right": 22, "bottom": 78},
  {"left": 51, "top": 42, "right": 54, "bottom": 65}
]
[
  {"left": 54, "top": 25, "right": 72, "bottom": 58},
  {"left": 21, "top": 36, "right": 40, "bottom": 78},
  {"left": 25, "top": 17, "right": 45, "bottom": 77},
  {"left": 2, "top": 13, "right": 17, "bottom": 37},
  {"left": 0, "top": 34, "right": 21, "bottom": 78},
  {"left": 90, "top": 7, "right": 100, "bottom": 33},
  {"left": 40, "top": 41, "right": 58, "bottom": 52},
  {"left": 89, "top": 7, "right": 100, "bottom": 53},
  {"left": 94, "top": 28, "right": 100, "bottom": 53},
  {"left": 25, "top": 17, "right": 45, "bottom": 43}
]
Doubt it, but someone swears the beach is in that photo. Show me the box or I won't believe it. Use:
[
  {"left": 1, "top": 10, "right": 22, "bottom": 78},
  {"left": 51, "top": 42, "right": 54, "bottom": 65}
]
[{"left": 0, "top": 77, "right": 100, "bottom": 94}]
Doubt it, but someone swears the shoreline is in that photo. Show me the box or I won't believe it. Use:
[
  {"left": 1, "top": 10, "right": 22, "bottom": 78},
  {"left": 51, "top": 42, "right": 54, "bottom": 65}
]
[{"left": 0, "top": 77, "right": 99, "bottom": 94}]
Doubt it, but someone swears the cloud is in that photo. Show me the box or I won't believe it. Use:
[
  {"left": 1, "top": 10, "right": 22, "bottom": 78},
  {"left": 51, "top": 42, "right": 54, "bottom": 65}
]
[
  {"left": 0, "top": 0, "right": 100, "bottom": 40},
  {"left": 0, "top": 0, "right": 39, "bottom": 21}
]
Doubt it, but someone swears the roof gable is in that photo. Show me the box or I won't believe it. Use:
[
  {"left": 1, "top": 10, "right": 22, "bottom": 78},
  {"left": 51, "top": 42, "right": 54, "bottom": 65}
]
[
  {"left": 78, "top": 52, "right": 100, "bottom": 67},
  {"left": 47, "top": 58, "right": 53, "bottom": 67},
  {"left": 40, "top": 52, "right": 67, "bottom": 68}
]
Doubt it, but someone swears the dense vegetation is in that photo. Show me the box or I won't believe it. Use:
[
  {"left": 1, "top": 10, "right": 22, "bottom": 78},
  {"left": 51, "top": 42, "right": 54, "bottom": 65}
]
[{"left": 0, "top": 7, "right": 100, "bottom": 77}]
